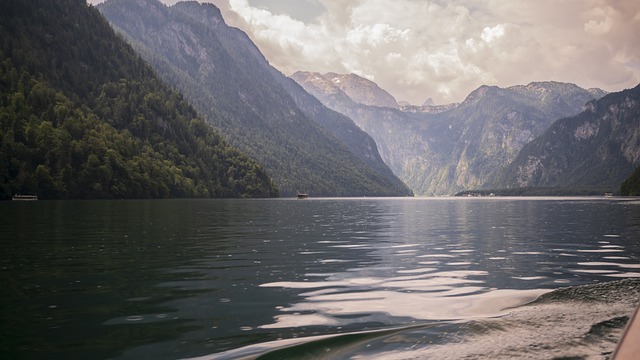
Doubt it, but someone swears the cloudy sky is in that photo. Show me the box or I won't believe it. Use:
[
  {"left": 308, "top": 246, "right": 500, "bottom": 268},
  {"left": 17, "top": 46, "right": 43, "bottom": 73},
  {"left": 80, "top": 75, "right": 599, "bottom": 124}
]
[{"left": 90, "top": 0, "right": 640, "bottom": 105}]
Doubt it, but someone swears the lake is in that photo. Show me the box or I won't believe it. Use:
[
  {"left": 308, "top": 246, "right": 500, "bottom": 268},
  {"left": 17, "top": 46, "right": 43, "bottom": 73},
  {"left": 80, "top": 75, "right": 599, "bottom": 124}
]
[{"left": 2, "top": 197, "right": 640, "bottom": 359}]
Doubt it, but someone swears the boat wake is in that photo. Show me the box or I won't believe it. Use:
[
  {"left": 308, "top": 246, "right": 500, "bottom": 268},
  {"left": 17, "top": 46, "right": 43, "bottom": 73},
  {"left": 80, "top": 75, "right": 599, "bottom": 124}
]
[{"left": 187, "top": 279, "right": 640, "bottom": 360}]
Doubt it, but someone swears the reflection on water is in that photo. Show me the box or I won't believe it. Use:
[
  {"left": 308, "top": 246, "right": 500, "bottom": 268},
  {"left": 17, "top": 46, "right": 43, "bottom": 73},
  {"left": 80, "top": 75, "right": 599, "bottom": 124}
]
[{"left": 1, "top": 197, "right": 640, "bottom": 359}]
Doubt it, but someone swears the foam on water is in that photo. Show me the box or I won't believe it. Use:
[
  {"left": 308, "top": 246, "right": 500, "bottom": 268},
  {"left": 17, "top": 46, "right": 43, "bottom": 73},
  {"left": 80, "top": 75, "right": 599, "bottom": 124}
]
[{"left": 187, "top": 279, "right": 640, "bottom": 360}]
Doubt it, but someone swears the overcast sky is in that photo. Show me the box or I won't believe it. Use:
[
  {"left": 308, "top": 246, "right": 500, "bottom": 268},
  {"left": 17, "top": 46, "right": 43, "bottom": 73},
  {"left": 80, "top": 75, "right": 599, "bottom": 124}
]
[{"left": 90, "top": 0, "right": 640, "bottom": 105}]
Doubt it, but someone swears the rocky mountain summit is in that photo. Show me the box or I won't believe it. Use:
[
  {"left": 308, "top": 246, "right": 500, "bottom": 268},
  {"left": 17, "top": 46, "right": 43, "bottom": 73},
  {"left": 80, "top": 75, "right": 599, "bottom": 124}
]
[
  {"left": 321, "top": 72, "right": 400, "bottom": 109},
  {"left": 299, "top": 72, "right": 450, "bottom": 111}
]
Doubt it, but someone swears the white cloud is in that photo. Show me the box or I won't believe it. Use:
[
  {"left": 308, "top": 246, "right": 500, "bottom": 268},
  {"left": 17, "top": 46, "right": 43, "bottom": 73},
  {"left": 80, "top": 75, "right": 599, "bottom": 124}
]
[
  {"left": 205, "top": 0, "right": 640, "bottom": 104},
  {"left": 584, "top": 6, "right": 615, "bottom": 35},
  {"left": 346, "top": 24, "right": 410, "bottom": 48},
  {"left": 481, "top": 24, "right": 505, "bottom": 44}
]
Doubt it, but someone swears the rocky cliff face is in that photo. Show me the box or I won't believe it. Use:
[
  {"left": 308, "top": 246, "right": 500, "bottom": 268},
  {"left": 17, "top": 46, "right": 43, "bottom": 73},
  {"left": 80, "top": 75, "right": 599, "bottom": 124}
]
[
  {"left": 440, "top": 82, "right": 607, "bottom": 193},
  {"left": 494, "top": 84, "right": 640, "bottom": 190},
  {"left": 293, "top": 72, "right": 606, "bottom": 195},
  {"left": 98, "top": 0, "right": 412, "bottom": 197}
]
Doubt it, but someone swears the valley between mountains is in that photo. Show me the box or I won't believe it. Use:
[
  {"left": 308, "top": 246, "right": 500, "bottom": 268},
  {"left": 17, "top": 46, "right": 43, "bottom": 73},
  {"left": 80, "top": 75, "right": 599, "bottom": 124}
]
[{"left": 2, "top": 0, "right": 638, "bottom": 199}]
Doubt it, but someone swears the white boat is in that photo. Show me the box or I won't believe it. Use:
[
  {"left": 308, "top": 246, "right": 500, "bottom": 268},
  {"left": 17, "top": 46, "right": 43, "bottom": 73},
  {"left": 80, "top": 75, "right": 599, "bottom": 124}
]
[{"left": 12, "top": 194, "right": 38, "bottom": 201}]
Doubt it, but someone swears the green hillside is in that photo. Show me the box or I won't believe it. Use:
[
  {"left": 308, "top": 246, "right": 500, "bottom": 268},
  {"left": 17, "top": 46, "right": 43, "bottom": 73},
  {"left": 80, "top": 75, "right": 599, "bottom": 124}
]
[{"left": 0, "top": 0, "right": 278, "bottom": 199}]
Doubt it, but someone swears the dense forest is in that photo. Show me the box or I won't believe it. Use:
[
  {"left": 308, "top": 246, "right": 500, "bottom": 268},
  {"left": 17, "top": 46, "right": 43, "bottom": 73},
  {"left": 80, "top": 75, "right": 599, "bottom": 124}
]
[{"left": 0, "top": 0, "right": 278, "bottom": 199}]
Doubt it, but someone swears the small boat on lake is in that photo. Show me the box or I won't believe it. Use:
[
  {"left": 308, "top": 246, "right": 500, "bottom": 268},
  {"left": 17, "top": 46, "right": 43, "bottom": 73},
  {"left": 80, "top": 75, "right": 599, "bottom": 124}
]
[
  {"left": 12, "top": 194, "right": 38, "bottom": 201},
  {"left": 297, "top": 192, "right": 309, "bottom": 199}
]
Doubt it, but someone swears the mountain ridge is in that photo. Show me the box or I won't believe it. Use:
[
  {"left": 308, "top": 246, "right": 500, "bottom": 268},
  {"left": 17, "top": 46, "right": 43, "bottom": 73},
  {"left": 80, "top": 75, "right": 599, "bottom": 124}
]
[
  {"left": 292, "top": 72, "right": 606, "bottom": 195},
  {"left": 493, "top": 83, "right": 640, "bottom": 190},
  {"left": 98, "top": 0, "right": 412, "bottom": 197},
  {"left": 322, "top": 72, "right": 400, "bottom": 109}
]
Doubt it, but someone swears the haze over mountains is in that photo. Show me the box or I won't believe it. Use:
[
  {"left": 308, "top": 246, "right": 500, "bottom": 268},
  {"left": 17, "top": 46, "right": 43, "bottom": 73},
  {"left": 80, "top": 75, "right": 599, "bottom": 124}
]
[
  {"left": 2, "top": 0, "right": 639, "bottom": 199},
  {"left": 293, "top": 71, "right": 615, "bottom": 195}
]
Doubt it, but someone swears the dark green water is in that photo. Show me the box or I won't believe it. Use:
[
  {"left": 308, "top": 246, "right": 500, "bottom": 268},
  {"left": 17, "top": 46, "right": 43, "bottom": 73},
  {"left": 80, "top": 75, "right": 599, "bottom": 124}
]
[{"left": 1, "top": 197, "right": 640, "bottom": 359}]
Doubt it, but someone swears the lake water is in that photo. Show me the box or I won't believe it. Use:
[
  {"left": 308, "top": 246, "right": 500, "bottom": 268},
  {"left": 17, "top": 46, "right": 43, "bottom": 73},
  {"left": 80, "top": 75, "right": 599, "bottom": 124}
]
[{"left": 2, "top": 197, "right": 640, "bottom": 359}]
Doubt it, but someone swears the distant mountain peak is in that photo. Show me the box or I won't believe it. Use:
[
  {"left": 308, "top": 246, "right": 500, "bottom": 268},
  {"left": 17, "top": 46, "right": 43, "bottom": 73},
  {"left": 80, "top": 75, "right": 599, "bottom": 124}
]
[
  {"left": 295, "top": 74, "right": 610, "bottom": 195},
  {"left": 461, "top": 85, "right": 500, "bottom": 105},
  {"left": 461, "top": 82, "right": 607, "bottom": 108},
  {"left": 172, "top": 1, "right": 226, "bottom": 26},
  {"left": 305, "top": 72, "right": 399, "bottom": 109},
  {"left": 422, "top": 97, "right": 435, "bottom": 107},
  {"left": 292, "top": 71, "right": 341, "bottom": 96}
]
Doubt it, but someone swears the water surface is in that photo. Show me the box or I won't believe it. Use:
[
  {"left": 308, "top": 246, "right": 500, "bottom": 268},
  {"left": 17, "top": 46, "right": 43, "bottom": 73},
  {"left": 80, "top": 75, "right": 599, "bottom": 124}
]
[{"left": 1, "top": 197, "right": 640, "bottom": 359}]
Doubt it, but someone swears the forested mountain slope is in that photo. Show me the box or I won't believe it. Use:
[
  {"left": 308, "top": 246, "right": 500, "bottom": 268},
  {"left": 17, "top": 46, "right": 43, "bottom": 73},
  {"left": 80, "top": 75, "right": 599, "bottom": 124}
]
[
  {"left": 293, "top": 72, "right": 606, "bottom": 195},
  {"left": 98, "top": 0, "right": 412, "bottom": 197},
  {"left": 493, "top": 84, "right": 640, "bottom": 191},
  {"left": 0, "top": 0, "right": 278, "bottom": 199}
]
